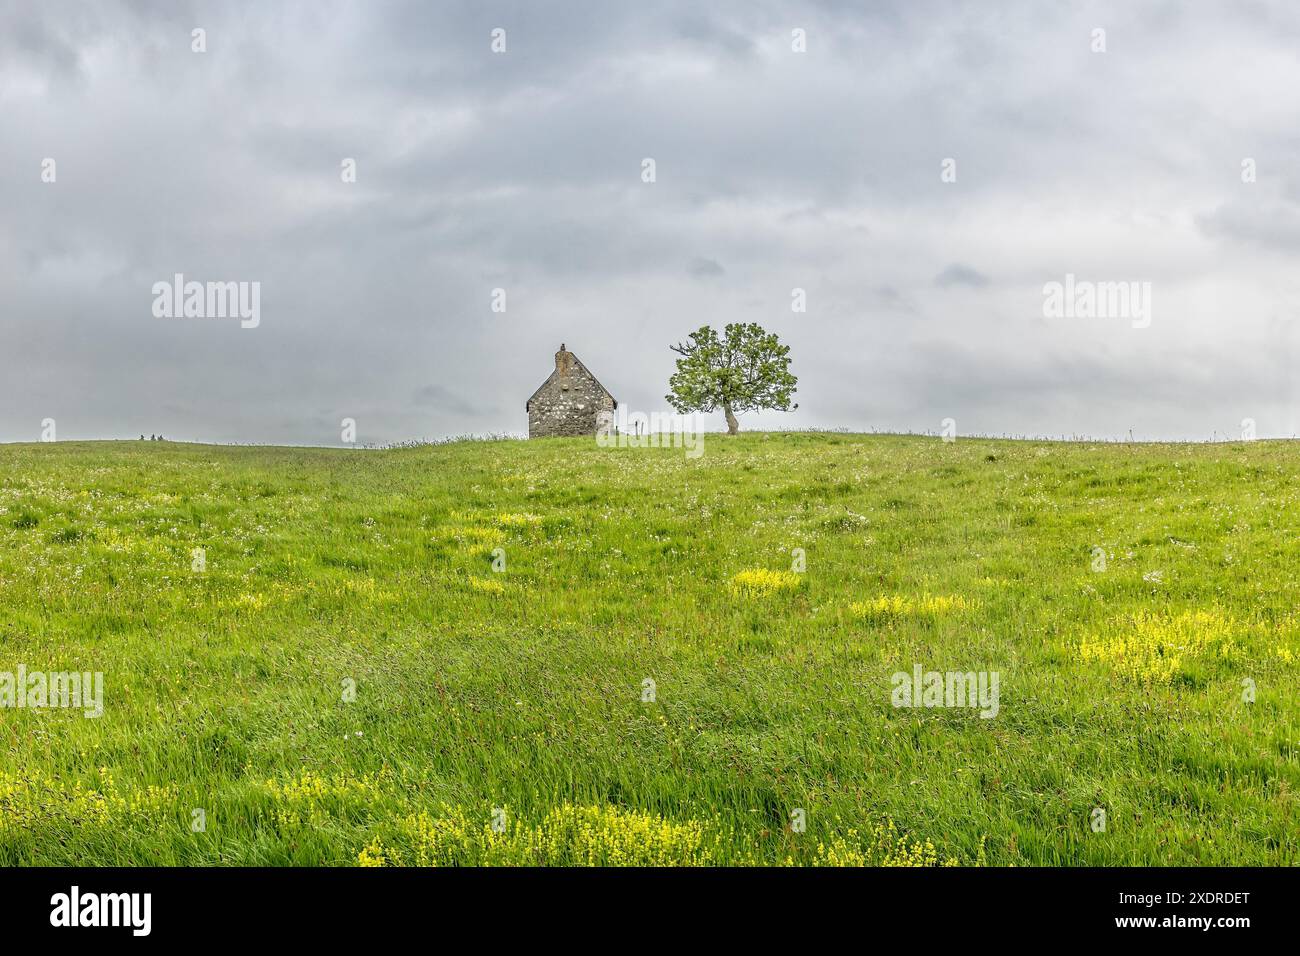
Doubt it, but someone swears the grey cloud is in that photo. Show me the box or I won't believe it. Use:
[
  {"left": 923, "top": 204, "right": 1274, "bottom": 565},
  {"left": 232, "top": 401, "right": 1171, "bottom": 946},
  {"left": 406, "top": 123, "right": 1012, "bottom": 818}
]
[
  {"left": 874, "top": 285, "right": 915, "bottom": 313},
  {"left": 412, "top": 384, "right": 493, "bottom": 417},
  {"left": 933, "top": 264, "right": 990, "bottom": 289},
  {"left": 3, "top": 0, "right": 1300, "bottom": 444},
  {"left": 688, "top": 257, "right": 726, "bottom": 278},
  {"left": 1196, "top": 196, "right": 1300, "bottom": 252}
]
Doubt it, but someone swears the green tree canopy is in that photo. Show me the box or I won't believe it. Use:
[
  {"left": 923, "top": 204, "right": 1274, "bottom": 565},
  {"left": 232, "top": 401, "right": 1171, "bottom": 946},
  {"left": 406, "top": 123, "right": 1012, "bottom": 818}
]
[{"left": 665, "top": 323, "right": 798, "bottom": 434}]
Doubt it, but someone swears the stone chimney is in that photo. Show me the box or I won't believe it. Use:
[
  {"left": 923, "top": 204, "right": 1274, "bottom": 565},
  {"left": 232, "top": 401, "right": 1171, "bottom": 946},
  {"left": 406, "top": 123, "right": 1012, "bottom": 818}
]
[{"left": 555, "top": 344, "right": 573, "bottom": 377}]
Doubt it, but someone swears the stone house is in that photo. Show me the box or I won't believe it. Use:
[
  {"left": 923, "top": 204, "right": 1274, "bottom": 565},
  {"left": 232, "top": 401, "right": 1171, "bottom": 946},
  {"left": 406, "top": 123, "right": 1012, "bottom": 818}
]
[{"left": 526, "top": 344, "right": 617, "bottom": 437}]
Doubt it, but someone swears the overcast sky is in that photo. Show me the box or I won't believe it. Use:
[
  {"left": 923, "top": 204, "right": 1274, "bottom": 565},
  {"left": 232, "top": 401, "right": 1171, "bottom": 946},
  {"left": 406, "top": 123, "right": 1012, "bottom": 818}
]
[{"left": 3, "top": 0, "right": 1299, "bottom": 444}]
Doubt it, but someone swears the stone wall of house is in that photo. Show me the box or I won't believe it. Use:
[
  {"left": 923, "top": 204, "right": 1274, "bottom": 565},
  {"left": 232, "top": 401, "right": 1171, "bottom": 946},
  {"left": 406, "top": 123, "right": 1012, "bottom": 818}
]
[{"left": 528, "top": 349, "right": 615, "bottom": 437}]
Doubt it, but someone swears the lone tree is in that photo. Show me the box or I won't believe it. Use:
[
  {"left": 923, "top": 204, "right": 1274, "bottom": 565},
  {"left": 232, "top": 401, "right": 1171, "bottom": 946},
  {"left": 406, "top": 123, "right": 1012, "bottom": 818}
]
[{"left": 666, "top": 323, "right": 797, "bottom": 434}]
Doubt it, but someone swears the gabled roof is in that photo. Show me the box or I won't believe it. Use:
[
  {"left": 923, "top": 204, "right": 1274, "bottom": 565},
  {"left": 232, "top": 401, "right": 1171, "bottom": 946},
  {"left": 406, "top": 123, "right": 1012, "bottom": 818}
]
[{"left": 526, "top": 351, "right": 617, "bottom": 411}]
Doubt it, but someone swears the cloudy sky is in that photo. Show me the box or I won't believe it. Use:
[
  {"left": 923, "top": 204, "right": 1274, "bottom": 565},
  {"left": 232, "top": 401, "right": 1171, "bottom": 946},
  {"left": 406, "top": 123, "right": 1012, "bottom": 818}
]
[{"left": 3, "top": 0, "right": 1299, "bottom": 444}]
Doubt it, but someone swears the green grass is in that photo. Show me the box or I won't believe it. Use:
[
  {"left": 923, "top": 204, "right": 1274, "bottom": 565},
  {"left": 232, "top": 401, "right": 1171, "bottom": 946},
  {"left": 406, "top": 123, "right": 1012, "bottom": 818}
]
[{"left": 0, "top": 433, "right": 1295, "bottom": 865}]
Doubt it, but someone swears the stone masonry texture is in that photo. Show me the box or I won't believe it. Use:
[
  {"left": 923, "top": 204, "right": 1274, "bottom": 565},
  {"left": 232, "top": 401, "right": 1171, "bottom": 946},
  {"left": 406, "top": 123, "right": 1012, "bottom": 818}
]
[{"left": 526, "top": 345, "right": 616, "bottom": 438}]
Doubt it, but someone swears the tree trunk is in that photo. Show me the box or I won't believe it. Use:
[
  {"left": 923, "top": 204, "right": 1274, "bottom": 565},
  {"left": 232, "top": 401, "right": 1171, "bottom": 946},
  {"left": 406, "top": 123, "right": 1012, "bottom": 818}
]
[{"left": 723, "top": 403, "right": 739, "bottom": 435}]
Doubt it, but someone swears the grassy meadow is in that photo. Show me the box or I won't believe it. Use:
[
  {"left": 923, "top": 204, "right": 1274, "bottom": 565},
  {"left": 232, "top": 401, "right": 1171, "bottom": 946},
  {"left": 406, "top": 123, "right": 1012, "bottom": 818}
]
[{"left": 0, "top": 433, "right": 1296, "bottom": 866}]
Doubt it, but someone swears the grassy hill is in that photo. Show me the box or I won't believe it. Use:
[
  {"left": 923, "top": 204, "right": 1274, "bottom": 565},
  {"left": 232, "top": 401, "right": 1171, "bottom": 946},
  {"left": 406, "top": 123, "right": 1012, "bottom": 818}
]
[{"left": 0, "top": 433, "right": 1295, "bottom": 865}]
